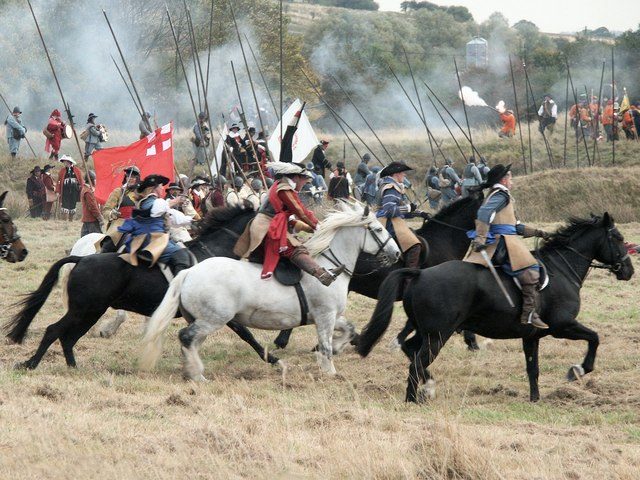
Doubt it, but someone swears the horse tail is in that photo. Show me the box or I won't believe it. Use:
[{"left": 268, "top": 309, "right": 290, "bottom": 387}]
[
  {"left": 357, "top": 268, "right": 422, "bottom": 357},
  {"left": 5, "top": 256, "right": 83, "bottom": 344},
  {"left": 139, "top": 269, "right": 188, "bottom": 371},
  {"left": 59, "top": 263, "right": 75, "bottom": 310}
]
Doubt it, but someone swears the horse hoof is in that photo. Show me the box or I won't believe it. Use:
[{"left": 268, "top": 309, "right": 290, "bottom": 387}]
[
  {"left": 14, "top": 361, "right": 32, "bottom": 371},
  {"left": 417, "top": 379, "right": 436, "bottom": 403},
  {"left": 349, "top": 333, "right": 360, "bottom": 347},
  {"left": 467, "top": 342, "right": 480, "bottom": 351},
  {"left": 567, "top": 364, "right": 585, "bottom": 382},
  {"left": 388, "top": 337, "right": 402, "bottom": 351}
]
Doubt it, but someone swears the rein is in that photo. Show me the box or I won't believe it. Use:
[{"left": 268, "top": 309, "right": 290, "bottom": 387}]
[{"left": 419, "top": 213, "right": 468, "bottom": 233}]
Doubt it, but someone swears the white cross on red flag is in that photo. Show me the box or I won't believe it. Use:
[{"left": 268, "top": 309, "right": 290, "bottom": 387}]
[{"left": 94, "top": 122, "right": 175, "bottom": 204}]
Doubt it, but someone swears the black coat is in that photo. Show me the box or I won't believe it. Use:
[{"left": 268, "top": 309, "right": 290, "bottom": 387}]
[{"left": 311, "top": 145, "right": 331, "bottom": 177}]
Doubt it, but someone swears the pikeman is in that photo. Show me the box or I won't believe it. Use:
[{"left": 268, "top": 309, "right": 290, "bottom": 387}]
[
  {"left": 466, "top": 164, "right": 550, "bottom": 329},
  {"left": 569, "top": 94, "right": 591, "bottom": 141},
  {"left": 102, "top": 165, "right": 141, "bottom": 229},
  {"left": 117, "top": 175, "right": 193, "bottom": 275},
  {"left": 376, "top": 161, "right": 422, "bottom": 271},
  {"left": 233, "top": 162, "right": 345, "bottom": 285}
]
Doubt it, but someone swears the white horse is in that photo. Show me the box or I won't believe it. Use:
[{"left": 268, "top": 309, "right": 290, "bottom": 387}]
[
  {"left": 140, "top": 204, "right": 401, "bottom": 380},
  {"left": 61, "top": 233, "right": 129, "bottom": 338}
]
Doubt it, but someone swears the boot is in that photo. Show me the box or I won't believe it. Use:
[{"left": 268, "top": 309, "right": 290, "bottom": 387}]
[
  {"left": 167, "top": 248, "right": 193, "bottom": 276},
  {"left": 291, "top": 248, "right": 345, "bottom": 287},
  {"left": 402, "top": 244, "right": 422, "bottom": 292},
  {"left": 518, "top": 269, "right": 548, "bottom": 329}
]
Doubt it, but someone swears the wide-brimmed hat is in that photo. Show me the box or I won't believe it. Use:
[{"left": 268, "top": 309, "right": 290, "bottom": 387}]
[
  {"left": 43, "top": 164, "right": 54, "bottom": 172},
  {"left": 483, "top": 163, "right": 512, "bottom": 188},
  {"left": 166, "top": 182, "right": 183, "bottom": 192},
  {"left": 123, "top": 165, "right": 141, "bottom": 176},
  {"left": 270, "top": 162, "right": 305, "bottom": 176},
  {"left": 229, "top": 123, "right": 240, "bottom": 131},
  {"left": 87, "top": 113, "right": 98, "bottom": 121},
  {"left": 379, "top": 161, "right": 413, "bottom": 178},
  {"left": 137, "top": 174, "right": 169, "bottom": 193},
  {"left": 59, "top": 154, "right": 76, "bottom": 165},
  {"left": 30, "top": 166, "right": 42, "bottom": 174}
]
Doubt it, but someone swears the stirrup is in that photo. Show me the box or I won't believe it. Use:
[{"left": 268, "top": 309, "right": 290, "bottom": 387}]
[{"left": 522, "top": 311, "right": 549, "bottom": 329}]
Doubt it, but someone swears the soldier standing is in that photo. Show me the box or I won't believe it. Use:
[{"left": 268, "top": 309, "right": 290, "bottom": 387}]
[
  {"left": 439, "top": 159, "right": 460, "bottom": 206},
  {"left": 461, "top": 157, "right": 482, "bottom": 198},
  {"left": 5, "top": 106, "right": 26, "bottom": 159},
  {"left": 83, "top": 113, "right": 103, "bottom": 160},
  {"left": 537, "top": 94, "right": 557, "bottom": 136}
]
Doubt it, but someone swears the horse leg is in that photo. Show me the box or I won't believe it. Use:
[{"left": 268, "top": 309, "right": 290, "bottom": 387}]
[
  {"left": 315, "top": 314, "right": 337, "bottom": 375},
  {"left": 273, "top": 329, "right": 293, "bottom": 350},
  {"left": 178, "top": 318, "right": 224, "bottom": 381},
  {"left": 226, "top": 321, "right": 281, "bottom": 366},
  {"left": 332, "top": 316, "right": 356, "bottom": 355},
  {"left": 98, "top": 310, "right": 128, "bottom": 338},
  {"left": 390, "top": 320, "right": 414, "bottom": 350},
  {"left": 522, "top": 337, "right": 540, "bottom": 402},
  {"left": 463, "top": 330, "right": 480, "bottom": 351},
  {"left": 406, "top": 331, "right": 453, "bottom": 403},
  {"left": 552, "top": 322, "right": 599, "bottom": 382},
  {"left": 15, "top": 314, "right": 73, "bottom": 370},
  {"left": 60, "top": 313, "right": 104, "bottom": 368}
]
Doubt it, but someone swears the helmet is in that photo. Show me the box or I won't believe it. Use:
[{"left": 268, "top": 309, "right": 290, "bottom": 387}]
[
  {"left": 213, "top": 175, "right": 227, "bottom": 186},
  {"left": 234, "top": 176, "right": 244, "bottom": 189},
  {"left": 363, "top": 153, "right": 371, "bottom": 161},
  {"left": 250, "top": 178, "right": 263, "bottom": 191}
]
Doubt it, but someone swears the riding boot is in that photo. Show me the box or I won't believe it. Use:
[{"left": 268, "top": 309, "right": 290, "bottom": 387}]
[
  {"left": 402, "top": 244, "right": 422, "bottom": 292},
  {"left": 518, "top": 268, "right": 549, "bottom": 329},
  {"left": 167, "top": 248, "right": 193, "bottom": 276},
  {"left": 290, "top": 247, "right": 345, "bottom": 287}
]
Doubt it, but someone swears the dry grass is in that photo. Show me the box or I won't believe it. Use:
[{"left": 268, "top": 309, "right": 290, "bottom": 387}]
[{"left": 0, "top": 215, "right": 639, "bottom": 479}]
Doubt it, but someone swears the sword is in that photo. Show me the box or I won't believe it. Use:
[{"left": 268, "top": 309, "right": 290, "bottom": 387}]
[{"left": 480, "top": 249, "right": 515, "bottom": 308}]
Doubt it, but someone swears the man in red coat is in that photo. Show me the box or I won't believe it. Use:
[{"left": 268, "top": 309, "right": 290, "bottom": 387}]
[
  {"left": 80, "top": 170, "right": 104, "bottom": 237},
  {"left": 41, "top": 164, "right": 56, "bottom": 220},
  {"left": 56, "top": 155, "right": 84, "bottom": 221},
  {"left": 43, "top": 109, "right": 65, "bottom": 160},
  {"left": 234, "top": 162, "right": 344, "bottom": 285}
]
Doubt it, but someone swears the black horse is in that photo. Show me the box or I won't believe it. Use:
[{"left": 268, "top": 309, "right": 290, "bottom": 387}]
[
  {"left": 4, "top": 204, "right": 272, "bottom": 369},
  {"left": 273, "top": 194, "right": 484, "bottom": 350},
  {"left": 0, "top": 191, "right": 28, "bottom": 263},
  {"left": 357, "top": 213, "right": 634, "bottom": 403}
]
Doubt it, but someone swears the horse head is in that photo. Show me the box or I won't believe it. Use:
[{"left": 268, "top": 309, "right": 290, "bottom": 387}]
[
  {"left": 0, "top": 191, "right": 28, "bottom": 263},
  {"left": 361, "top": 206, "right": 400, "bottom": 266},
  {"left": 594, "top": 212, "right": 634, "bottom": 281}
]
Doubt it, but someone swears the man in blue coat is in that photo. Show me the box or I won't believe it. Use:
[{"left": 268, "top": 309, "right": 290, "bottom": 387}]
[{"left": 5, "top": 106, "right": 26, "bottom": 159}]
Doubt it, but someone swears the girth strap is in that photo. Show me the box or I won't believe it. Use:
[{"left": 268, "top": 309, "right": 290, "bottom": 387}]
[{"left": 294, "top": 282, "right": 310, "bottom": 326}]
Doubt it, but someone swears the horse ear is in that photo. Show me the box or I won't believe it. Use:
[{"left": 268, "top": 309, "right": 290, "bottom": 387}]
[
  {"left": 0, "top": 191, "right": 7, "bottom": 208},
  {"left": 363, "top": 205, "right": 370, "bottom": 217},
  {"left": 602, "top": 212, "right": 612, "bottom": 227}
]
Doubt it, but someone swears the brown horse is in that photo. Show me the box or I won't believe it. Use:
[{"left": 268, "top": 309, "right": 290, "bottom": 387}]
[{"left": 0, "top": 191, "right": 28, "bottom": 263}]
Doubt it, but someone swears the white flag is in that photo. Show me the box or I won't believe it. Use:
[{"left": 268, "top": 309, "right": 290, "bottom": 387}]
[
  {"left": 268, "top": 99, "right": 319, "bottom": 163},
  {"left": 211, "top": 124, "right": 229, "bottom": 177}
]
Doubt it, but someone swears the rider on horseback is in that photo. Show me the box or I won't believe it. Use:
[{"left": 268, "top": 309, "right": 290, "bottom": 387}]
[
  {"left": 377, "top": 162, "right": 422, "bottom": 269},
  {"left": 234, "top": 162, "right": 345, "bottom": 286},
  {"left": 466, "top": 164, "right": 550, "bottom": 329},
  {"left": 117, "top": 174, "right": 193, "bottom": 275}
]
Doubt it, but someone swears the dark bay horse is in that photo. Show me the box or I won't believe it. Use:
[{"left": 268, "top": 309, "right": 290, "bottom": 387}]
[
  {"left": 0, "top": 191, "right": 28, "bottom": 263},
  {"left": 274, "top": 194, "right": 484, "bottom": 350},
  {"left": 357, "top": 213, "right": 634, "bottom": 402},
  {"left": 4, "top": 204, "right": 271, "bottom": 369}
]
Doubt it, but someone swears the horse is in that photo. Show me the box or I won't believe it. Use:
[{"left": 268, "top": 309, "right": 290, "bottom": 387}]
[
  {"left": 140, "top": 204, "right": 401, "bottom": 380},
  {"left": 0, "top": 191, "right": 28, "bottom": 263},
  {"left": 273, "top": 193, "right": 484, "bottom": 350},
  {"left": 357, "top": 213, "right": 634, "bottom": 403},
  {"left": 4, "top": 203, "right": 280, "bottom": 369}
]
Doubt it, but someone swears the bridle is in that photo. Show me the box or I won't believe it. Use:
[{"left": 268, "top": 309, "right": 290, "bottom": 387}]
[
  {"left": 0, "top": 208, "right": 21, "bottom": 260},
  {"left": 545, "top": 226, "right": 629, "bottom": 288},
  {"left": 321, "top": 222, "right": 392, "bottom": 277}
]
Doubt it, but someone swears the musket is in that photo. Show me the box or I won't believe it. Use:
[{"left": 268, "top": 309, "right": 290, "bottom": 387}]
[
  {"left": 480, "top": 249, "right": 515, "bottom": 308},
  {"left": 425, "top": 94, "right": 466, "bottom": 163},
  {"left": 386, "top": 64, "right": 447, "bottom": 166},
  {"left": 423, "top": 80, "right": 483, "bottom": 159},
  {"left": 27, "top": 0, "right": 92, "bottom": 187},
  {"left": 330, "top": 74, "right": 395, "bottom": 163},
  {"left": 401, "top": 44, "right": 435, "bottom": 162},
  {"left": 230, "top": 60, "right": 268, "bottom": 188},
  {"left": 0, "top": 90, "right": 38, "bottom": 159},
  {"left": 508, "top": 55, "right": 527, "bottom": 174},
  {"left": 453, "top": 57, "right": 475, "bottom": 160},
  {"left": 245, "top": 33, "right": 279, "bottom": 122}
]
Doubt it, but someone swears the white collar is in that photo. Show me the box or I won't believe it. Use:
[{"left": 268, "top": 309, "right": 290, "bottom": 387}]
[
  {"left": 492, "top": 183, "right": 509, "bottom": 192},
  {"left": 283, "top": 177, "right": 295, "bottom": 188}
]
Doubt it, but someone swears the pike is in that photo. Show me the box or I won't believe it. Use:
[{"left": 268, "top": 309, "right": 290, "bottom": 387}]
[
  {"left": 481, "top": 249, "right": 515, "bottom": 308},
  {"left": 0, "top": 90, "right": 37, "bottom": 159},
  {"left": 522, "top": 59, "right": 534, "bottom": 172},
  {"left": 386, "top": 64, "right": 447, "bottom": 165},
  {"left": 212, "top": 122, "right": 259, "bottom": 197},
  {"left": 245, "top": 33, "right": 279, "bottom": 122},
  {"left": 425, "top": 94, "right": 466, "bottom": 163},
  {"left": 563, "top": 70, "right": 569, "bottom": 167},
  {"left": 565, "top": 57, "right": 591, "bottom": 168},
  {"left": 111, "top": 55, "right": 142, "bottom": 118},
  {"left": 204, "top": 0, "right": 215, "bottom": 101},
  {"left": 279, "top": 0, "right": 284, "bottom": 141},
  {"left": 230, "top": 60, "right": 267, "bottom": 188},
  {"left": 509, "top": 55, "right": 528, "bottom": 174},
  {"left": 330, "top": 74, "right": 396, "bottom": 163},
  {"left": 592, "top": 60, "right": 606, "bottom": 164},
  {"left": 184, "top": 2, "right": 203, "bottom": 113},
  {"left": 27, "top": 0, "right": 93, "bottom": 186},
  {"left": 583, "top": 85, "right": 594, "bottom": 166},
  {"left": 523, "top": 59, "right": 554, "bottom": 168},
  {"left": 453, "top": 57, "right": 475, "bottom": 160},
  {"left": 611, "top": 47, "right": 616, "bottom": 165},
  {"left": 166, "top": 7, "right": 217, "bottom": 186},
  {"left": 401, "top": 45, "right": 435, "bottom": 162},
  {"left": 423, "top": 80, "right": 483, "bottom": 159},
  {"left": 387, "top": 64, "right": 447, "bottom": 166},
  {"left": 103, "top": 9, "right": 151, "bottom": 133}
]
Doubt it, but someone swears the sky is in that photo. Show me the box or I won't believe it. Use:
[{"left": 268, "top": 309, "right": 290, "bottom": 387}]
[{"left": 376, "top": 0, "right": 640, "bottom": 34}]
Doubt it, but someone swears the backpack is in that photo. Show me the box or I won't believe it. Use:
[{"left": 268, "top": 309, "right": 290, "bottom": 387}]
[
  {"left": 438, "top": 167, "right": 451, "bottom": 188},
  {"left": 80, "top": 128, "right": 90, "bottom": 141}
]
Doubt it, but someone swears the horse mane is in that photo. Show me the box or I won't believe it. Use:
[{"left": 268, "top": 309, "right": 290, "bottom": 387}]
[
  {"left": 305, "top": 204, "right": 372, "bottom": 257},
  {"left": 542, "top": 215, "right": 602, "bottom": 249},
  {"left": 197, "top": 201, "right": 255, "bottom": 236},
  {"left": 433, "top": 195, "right": 481, "bottom": 221}
]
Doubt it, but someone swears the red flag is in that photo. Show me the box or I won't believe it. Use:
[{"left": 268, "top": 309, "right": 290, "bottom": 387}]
[{"left": 94, "top": 123, "right": 175, "bottom": 203}]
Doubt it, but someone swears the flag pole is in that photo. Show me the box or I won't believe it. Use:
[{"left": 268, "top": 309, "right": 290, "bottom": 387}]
[
  {"left": 27, "top": 0, "right": 92, "bottom": 186},
  {"left": 0, "top": 90, "right": 37, "bottom": 159},
  {"left": 508, "top": 55, "right": 528, "bottom": 174}
]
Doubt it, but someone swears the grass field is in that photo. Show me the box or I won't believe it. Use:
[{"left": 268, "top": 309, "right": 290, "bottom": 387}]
[{"left": 0, "top": 214, "right": 639, "bottom": 478}]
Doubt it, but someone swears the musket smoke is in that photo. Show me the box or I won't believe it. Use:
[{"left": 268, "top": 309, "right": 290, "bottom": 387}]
[
  {"left": 495, "top": 100, "right": 506, "bottom": 113},
  {"left": 458, "top": 86, "right": 488, "bottom": 107}
]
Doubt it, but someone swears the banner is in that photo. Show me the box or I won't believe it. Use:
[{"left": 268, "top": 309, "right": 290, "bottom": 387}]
[
  {"left": 268, "top": 99, "right": 319, "bottom": 164},
  {"left": 94, "top": 123, "right": 174, "bottom": 204}
]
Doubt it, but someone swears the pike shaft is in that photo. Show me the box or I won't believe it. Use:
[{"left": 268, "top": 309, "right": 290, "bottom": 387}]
[
  {"left": 509, "top": 55, "right": 527, "bottom": 174},
  {"left": 0, "top": 90, "right": 38, "bottom": 159},
  {"left": 245, "top": 33, "right": 279, "bottom": 122},
  {"left": 453, "top": 57, "right": 474, "bottom": 159}
]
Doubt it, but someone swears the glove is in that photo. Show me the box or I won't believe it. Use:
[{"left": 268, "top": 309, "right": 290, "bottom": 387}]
[
  {"left": 108, "top": 209, "right": 121, "bottom": 221},
  {"left": 409, "top": 202, "right": 417, "bottom": 212},
  {"left": 536, "top": 230, "right": 551, "bottom": 240},
  {"left": 472, "top": 240, "right": 487, "bottom": 253}
]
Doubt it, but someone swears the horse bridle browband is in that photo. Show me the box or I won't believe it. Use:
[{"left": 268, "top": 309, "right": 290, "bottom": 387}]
[
  {"left": 0, "top": 208, "right": 21, "bottom": 259},
  {"left": 321, "top": 222, "right": 392, "bottom": 277}
]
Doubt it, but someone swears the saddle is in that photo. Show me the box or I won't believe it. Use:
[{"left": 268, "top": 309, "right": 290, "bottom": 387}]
[{"left": 248, "top": 253, "right": 309, "bottom": 325}]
